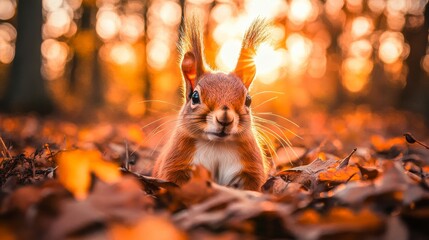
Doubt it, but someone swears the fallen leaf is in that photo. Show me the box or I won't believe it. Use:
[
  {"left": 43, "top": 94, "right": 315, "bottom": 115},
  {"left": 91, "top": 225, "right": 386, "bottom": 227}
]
[
  {"left": 292, "top": 207, "right": 384, "bottom": 239},
  {"left": 0, "top": 222, "right": 16, "bottom": 240},
  {"left": 356, "top": 163, "right": 379, "bottom": 180},
  {"left": 109, "top": 216, "right": 187, "bottom": 240},
  {"left": 57, "top": 150, "right": 120, "bottom": 199},
  {"left": 371, "top": 136, "right": 405, "bottom": 154},
  {"left": 170, "top": 165, "right": 215, "bottom": 207}
]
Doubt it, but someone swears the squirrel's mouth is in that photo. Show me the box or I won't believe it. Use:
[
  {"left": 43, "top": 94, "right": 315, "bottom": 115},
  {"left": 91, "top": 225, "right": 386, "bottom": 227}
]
[{"left": 206, "top": 131, "right": 230, "bottom": 138}]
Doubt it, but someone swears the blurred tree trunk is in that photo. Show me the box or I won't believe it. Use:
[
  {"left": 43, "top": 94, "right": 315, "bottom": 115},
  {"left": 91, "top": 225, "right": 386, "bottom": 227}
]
[
  {"left": 73, "top": 2, "right": 103, "bottom": 106},
  {"left": 142, "top": 0, "right": 152, "bottom": 115},
  {"left": 0, "top": 0, "right": 53, "bottom": 114},
  {"left": 399, "top": 3, "right": 429, "bottom": 121}
]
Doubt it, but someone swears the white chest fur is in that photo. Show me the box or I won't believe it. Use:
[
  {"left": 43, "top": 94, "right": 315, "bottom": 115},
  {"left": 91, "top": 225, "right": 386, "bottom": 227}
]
[{"left": 192, "top": 141, "right": 242, "bottom": 185}]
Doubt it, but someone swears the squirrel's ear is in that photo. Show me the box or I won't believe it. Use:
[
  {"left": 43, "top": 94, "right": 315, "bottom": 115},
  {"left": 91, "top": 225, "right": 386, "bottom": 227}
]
[
  {"left": 181, "top": 52, "right": 199, "bottom": 93},
  {"left": 180, "top": 15, "right": 207, "bottom": 99},
  {"left": 233, "top": 19, "right": 269, "bottom": 89},
  {"left": 234, "top": 49, "right": 257, "bottom": 89}
]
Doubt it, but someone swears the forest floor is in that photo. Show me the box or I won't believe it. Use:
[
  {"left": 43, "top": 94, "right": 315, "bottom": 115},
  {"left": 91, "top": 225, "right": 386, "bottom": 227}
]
[{"left": 1, "top": 107, "right": 429, "bottom": 239}]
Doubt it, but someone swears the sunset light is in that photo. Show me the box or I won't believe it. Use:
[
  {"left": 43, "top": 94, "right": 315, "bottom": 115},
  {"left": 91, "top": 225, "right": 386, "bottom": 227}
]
[
  {"left": 0, "top": 0, "right": 426, "bottom": 115},
  {"left": 0, "top": 0, "right": 15, "bottom": 20},
  {"left": 351, "top": 17, "right": 373, "bottom": 38},
  {"left": 109, "top": 42, "right": 136, "bottom": 65},
  {"left": 342, "top": 57, "right": 373, "bottom": 93},
  {"left": 147, "top": 40, "right": 170, "bottom": 70},
  {"left": 0, "top": 23, "right": 16, "bottom": 64},
  {"left": 289, "top": 0, "right": 314, "bottom": 24},
  {"left": 1, "top": 2, "right": 429, "bottom": 238},
  {"left": 378, "top": 32, "right": 405, "bottom": 64},
  {"left": 119, "top": 14, "right": 145, "bottom": 43},
  {"left": 216, "top": 39, "right": 241, "bottom": 72},
  {"left": 96, "top": 9, "right": 121, "bottom": 40}
]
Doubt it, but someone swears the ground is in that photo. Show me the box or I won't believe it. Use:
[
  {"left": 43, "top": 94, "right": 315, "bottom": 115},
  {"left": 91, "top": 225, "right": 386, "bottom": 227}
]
[{"left": 0, "top": 108, "right": 429, "bottom": 239}]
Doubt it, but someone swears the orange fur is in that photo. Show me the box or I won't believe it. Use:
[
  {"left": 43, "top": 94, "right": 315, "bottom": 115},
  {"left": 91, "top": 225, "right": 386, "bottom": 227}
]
[{"left": 153, "top": 17, "right": 271, "bottom": 191}]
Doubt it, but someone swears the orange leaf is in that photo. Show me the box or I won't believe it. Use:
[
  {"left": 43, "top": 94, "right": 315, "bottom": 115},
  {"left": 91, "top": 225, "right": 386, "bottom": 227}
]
[
  {"left": 319, "top": 166, "right": 359, "bottom": 182},
  {"left": 91, "top": 158, "right": 121, "bottom": 183},
  {"left": 371, "top": 135, "right": 404, "bottom": 152},
  {"left": 57, "top": 150, "right": 120, "bottom": 200},
  {"left": 109, "top": 216, "right": 187, "bottom": 240},
  {"left": 57, "top": 150, "right": 91, "bottom": 200}
]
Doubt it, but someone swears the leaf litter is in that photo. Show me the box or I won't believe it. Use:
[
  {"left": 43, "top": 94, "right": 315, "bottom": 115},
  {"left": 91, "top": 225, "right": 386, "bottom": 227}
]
[{"left": 0, "top": 109, "right": 429, "bottom": 239}]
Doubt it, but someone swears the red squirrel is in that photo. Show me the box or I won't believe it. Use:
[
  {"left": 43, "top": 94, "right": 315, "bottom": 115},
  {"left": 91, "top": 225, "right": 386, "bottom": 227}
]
[{"left": 152, "top": 17, "right": 272, "bottom": 191}]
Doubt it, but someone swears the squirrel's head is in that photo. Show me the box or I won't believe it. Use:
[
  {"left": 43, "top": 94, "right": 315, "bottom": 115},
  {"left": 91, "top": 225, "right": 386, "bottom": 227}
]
[{"left": 178, "top": 18, "right": 268, "bottom": 142}]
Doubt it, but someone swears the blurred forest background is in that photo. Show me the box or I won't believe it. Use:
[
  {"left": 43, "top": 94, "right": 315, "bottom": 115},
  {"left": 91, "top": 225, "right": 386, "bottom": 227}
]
[{"left": 0, "top": 0, "right": 428, "bottom": 122}]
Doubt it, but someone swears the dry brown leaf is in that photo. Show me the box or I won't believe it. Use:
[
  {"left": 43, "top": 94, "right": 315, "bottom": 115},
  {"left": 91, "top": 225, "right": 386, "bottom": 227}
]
[
  {"left": 0, "top": 224, "right": 15, "bottom": 240},
  {"left": 3, "top": 185, "right": 42, "bottom": 213}
]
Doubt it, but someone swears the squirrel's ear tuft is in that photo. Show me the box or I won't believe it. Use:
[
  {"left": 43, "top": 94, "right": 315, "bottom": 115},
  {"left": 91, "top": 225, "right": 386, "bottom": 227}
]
[
  {"left": 234, "top": 19, "right": 269, "bottom": 89},
  {"left": 179, "top": 15, "right": 207, "bottom": 99}
]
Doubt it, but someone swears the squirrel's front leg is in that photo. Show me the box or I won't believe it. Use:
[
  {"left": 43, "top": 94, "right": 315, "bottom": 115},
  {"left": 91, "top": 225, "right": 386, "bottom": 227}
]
[
  {"left": 162, "top": 168, "right": 191, "bottom": 185},
  {"left": 154, "top": 135, "right": 196, "bottom": 186},
  {"left": 229, "top": 142, "right": 266, "bottom": 191},
  {"left": 228, "top": 171, "right": 264, "bottom": 191}
]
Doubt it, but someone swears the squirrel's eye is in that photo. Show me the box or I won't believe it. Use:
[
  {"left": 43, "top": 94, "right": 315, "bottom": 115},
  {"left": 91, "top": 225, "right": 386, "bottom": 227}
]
[
  {"left": 191, "top": 91, "right": 200, "bottom": 105},
  {"left": 245, "top": 95, "right": 252, "bottom": 107}
]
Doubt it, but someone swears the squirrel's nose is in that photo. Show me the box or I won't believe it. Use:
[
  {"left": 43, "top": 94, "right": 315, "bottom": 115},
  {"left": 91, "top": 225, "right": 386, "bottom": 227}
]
[{"left": 216, "top": 116, "right": 233, "bottom": 127}]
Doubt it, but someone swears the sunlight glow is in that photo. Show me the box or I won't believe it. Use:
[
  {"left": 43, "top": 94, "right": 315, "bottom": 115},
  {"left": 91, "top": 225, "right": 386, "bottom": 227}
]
[
  {"left": 215, "top": 39, "right": 241, "bottom": 72},
  {"left": 211, "top": 4, "right": 233, "bottom": 23},
  {"left": 386, "top": 0, "right": 407, "bottom": 13},
  {"left": 45, "top": 8, "right": 72, "bottom": 38},
  {"left": 325, "top": 0, "right": 344, "bottom": 15},
  {"left": 147, "top": 40, "right": 170, "bottom": 70},
  {"left": 286, "top": 33, "right": 312, "bottom": 68},
  {"left": 43, "top": 0, "right": 63, "bottom": 12},
  {"left": 255, "top": 47, "right": 287, "bottom": 84},
  {"left": 0, "top": 0, "right": 15, "bottom": 20},
  {"left": 378, "top": 32, "right": 404, "bottom": 64},
  {"left": 120, "top": 14, "right": 144, "bottom": 43},
  {"left": 289, "top": 0, "right": 313, "bottom": 24},
  {"left": 254, "top": 43, "right": 283, "bottom": 75},
  {"left": 41, "top": 39, "right": 68, "bottom": 67},
  {"left": 0, "top": 23, "right": 16, "bottom": 64},
  {"left": 245, "top": 0, "right": 288, "bottom": 20},
  {"left": 368, "top": 0, "right": 386, "bottom": 14},
  {"left": 110, "top": 42, "right": 136, "bottom": 65},
  {"left": 159, "top": 1, "right": 181, "bottom": 26},
  {"left": 351, "top": 17, "right": 372, "bottom": 38},
  {"left": 96, "top": 9, "right": 121, "bottom": 40},
  {"left": 0, "top": 43, "right": 14, "bottom": 64},
  {"left": 349, "top": 40, "right": 373, "bottom": 59},
  {"left": 41, "top": 38, "right": 69, "bottom": 79},
  {"left": 342, "top": 57, "right": 373, "bottom": 92}
]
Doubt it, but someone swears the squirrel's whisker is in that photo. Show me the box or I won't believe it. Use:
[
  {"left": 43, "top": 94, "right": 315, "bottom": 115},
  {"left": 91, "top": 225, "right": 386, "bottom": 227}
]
[
  {"left": 251, "top": 91, "right": 285, "bottom": 98},
  {"left": 254, "top": 127, "right": 277, "bottom": 163},
  {"left": 252, "top": 96, "right": 278, "bottom": 109},
  {"left": 254, "top": 117, "right": 294, "bottom": 146},
  {"left": 254, "top": 112, "right": 300, "bottom": 128},
  {"left": 253, "top": 116, "right": 301, "bottom": 140},
  {"left": 141, "top": 115, "right": 176, "bottom": 130},
  {"left": 253, "top": 123, "right": 297, "bottom": 163}
]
